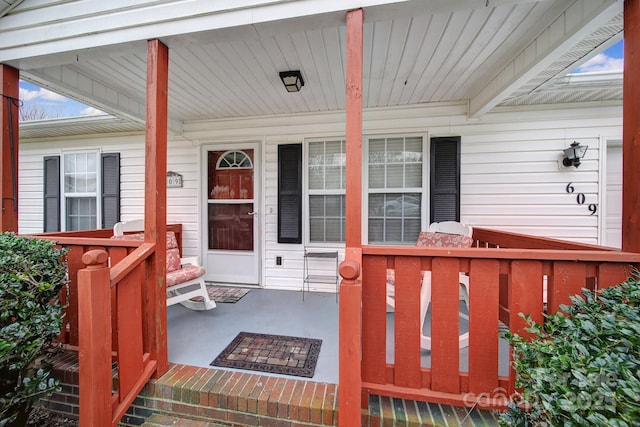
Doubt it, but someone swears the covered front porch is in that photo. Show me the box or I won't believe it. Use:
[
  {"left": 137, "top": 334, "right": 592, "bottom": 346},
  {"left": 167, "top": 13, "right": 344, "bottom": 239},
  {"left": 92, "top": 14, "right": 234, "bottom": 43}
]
[
  {"left": 3, "top": 1, "right": 640, "bottom": 426},
  {"left": 30, "top": 221, "right": 640, "bottom": 425}
]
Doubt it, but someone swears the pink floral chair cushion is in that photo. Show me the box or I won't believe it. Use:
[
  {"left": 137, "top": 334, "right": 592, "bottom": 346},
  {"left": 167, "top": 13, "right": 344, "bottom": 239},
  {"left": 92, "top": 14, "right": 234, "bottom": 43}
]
[
  {"left": 415, "top": 231, "right": 473, "bottom": 248},
  {"left": 166, "top": 265, "right": 206, "bottom": 288},
  {"left": 387, "top": 231, "right": 473, "bottom": 286},
  {"left": 111, "top": 231, "right": 182, "bottom": 272}
]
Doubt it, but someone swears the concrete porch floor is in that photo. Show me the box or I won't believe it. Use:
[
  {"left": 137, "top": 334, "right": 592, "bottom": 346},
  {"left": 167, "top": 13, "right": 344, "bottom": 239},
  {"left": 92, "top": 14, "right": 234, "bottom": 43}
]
[
  {"left": 166, "top": 286, "right": 511, "bottom": 384},
  {"left": 167, "top": 287, "right": 340, "bottom": 384},
  {"left": 44, "top": 287, "right": 505, "bottom": 425}
]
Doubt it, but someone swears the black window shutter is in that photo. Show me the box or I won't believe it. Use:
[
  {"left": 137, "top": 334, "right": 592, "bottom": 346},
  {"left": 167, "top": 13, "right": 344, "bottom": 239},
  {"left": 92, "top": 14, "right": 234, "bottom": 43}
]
[
  {"left": 43, "top": 156, "right": 61, "bottom": 232},
  {"left": 430, "top": 137, "right": 460, "bottom": 223},
  {"left": 278, "top": 144, "right": 302, "bottom": 243},
  {"left": 101, "top": 153, "right": 120, "bottom": 229}
]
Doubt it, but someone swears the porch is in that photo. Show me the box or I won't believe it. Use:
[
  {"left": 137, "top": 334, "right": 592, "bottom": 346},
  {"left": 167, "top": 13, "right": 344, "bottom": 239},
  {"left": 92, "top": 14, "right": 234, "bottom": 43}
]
[
  {"left": 44, "top": 284, "right": 505, "bottom": 426},
  {"left": 34, "top": 223, "right": 639, "bottom": 426}
]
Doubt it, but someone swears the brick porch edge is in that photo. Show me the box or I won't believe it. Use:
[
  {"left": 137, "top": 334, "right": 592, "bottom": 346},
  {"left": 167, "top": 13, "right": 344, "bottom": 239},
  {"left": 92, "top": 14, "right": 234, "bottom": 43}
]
[{"left": 40, "top": 351, "right": 339, "bottom": 426}]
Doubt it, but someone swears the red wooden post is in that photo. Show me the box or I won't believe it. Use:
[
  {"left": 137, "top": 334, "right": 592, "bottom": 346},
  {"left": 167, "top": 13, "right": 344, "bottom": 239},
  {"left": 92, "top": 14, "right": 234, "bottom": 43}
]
[
  {"left": 345, "top": 8, "right": 363, "bottom": 249},
  {"left": 623, "top": 0, "right": 640, "bottom": 252},
  {"left": 78, "top": 250, "right": 112, "bottom": 427},
  {"left": 0, "top": 64, "right": 19, "bottom": 232},
  {"left": 145, "top": 39, "right": 169, "bottom": 376},
  {"left": 338, "top": 260, "right": 362, "bottom": 427},
  {"left": 339, "top": 8, "right": 364, "bottom": 427}
]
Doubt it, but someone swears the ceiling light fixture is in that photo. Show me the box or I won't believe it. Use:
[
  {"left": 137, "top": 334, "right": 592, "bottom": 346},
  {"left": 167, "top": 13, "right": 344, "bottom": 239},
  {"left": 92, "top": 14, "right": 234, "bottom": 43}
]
[{"left": 279, "top": 70, "right": 304, "bottom": 92}]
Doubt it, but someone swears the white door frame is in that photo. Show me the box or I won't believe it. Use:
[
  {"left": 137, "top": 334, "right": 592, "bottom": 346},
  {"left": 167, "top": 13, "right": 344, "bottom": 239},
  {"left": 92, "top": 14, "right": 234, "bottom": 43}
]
[{"left": 200, "top": 141, "right": 262, "bottom": 285}]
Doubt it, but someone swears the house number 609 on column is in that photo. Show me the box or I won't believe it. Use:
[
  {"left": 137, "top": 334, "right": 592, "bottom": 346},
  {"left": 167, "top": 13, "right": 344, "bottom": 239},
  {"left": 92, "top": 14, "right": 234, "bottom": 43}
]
[{"left": 566, "top": 182, "right": 597, "bottom": 215}]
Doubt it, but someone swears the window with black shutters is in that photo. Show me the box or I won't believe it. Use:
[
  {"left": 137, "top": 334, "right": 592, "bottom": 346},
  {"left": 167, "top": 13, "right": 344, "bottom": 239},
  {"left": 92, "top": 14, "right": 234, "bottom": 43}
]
[
  {"left": 430, "top": 136, "right": 461, "bottom": 223},
  {"left": 278, "top": 144, "right": 302, "bottom": 243},
  {"left": 43, "top": 152, "right": 120, "bottom": 232}
]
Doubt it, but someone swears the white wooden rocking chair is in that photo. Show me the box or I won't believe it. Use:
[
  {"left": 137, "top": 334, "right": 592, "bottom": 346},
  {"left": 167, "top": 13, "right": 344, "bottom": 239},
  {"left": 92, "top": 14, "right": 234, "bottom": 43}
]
[
  {"left": 386, "top": 221, "right": 473, "bottom": 350},
  {"left": 112, "top": 220, "right": 216, "bottom": 311}
]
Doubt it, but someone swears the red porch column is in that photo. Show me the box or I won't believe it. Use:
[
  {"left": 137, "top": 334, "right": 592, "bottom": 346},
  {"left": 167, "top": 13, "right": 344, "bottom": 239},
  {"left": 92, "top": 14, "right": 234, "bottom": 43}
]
[
  {"left": 0, "top": 64, "right": 19, "bottom": 232},
  {"left": 145, "top": 39, "right": 169, "bottom": 376},
  {"left": 339, "top": 8, "right": 363, "bottom": 427},
  {"left": 623, "top": 0, "right": 640, "bottom": 252}
]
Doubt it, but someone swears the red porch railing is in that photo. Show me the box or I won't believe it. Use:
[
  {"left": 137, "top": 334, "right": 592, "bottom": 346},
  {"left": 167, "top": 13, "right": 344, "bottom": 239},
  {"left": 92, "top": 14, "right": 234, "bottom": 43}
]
[
  {"left": 340, "top": 227, "right": 640, "bottom": 414},
  {"left": 35, "top": 225, "right": 182, "bottom": 426}
]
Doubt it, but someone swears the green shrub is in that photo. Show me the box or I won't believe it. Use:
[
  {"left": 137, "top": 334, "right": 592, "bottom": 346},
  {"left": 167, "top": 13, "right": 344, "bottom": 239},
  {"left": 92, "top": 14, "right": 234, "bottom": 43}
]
[
  {"left": 0, "top": 233, "right": 68, "bottom": 427},
  {"left": 500, "top": 274, "right": 640, "bottom": 426}
]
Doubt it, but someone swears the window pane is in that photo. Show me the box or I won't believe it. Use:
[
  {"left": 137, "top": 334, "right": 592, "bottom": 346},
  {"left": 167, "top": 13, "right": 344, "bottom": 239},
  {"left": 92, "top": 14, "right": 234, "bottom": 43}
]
[
  {"left": 325, "top": 195, "right": 343, "bottom": 217},
  {"left": 368, "top": 219, "right": 383, "bottom": 242},
  {"left": 325, "top": 218, "right": 343, "bottom": 242},
  {"left": 208, "top": 203, "right": 253, "bottom": 250},
  {"left": 309, "top": 195, "right": 345, "bottom": 243},
  {"left": 386, "top": 164, "right": 404, "bottom": 187},
  {"left": 308, "top": 142, "right": 325, "bottom": 190},
  {"left": 405, "top": 164, "right": 422, "bottom": 187},
  {"left": 309, "top": 218, "right": 325, "bottom": 241},
  {"left": 66, "top": 197, "right": 96, "bottom": 231},
  {"left": 367, "top": 193, "right": 421, "bottom": 244}
]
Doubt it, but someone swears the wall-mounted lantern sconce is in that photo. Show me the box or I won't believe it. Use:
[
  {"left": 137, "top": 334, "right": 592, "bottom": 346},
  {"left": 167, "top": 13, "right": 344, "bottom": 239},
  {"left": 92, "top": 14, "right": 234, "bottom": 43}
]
[
  {"left": 279, "top": 70, "right": 304, "bottom": 92},
  {"left": 561, "top": 141, "right": 588, "bottom": 168}
]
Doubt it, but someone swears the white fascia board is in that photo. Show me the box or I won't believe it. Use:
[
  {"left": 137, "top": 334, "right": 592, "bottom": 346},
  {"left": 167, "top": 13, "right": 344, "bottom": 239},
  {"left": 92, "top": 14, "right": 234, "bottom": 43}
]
[
  {"left": 468, "top": 0, "right": 621, "bottom": 118},
  {"left": 22, "top": 68, "right": 183, "bottom": 135}
]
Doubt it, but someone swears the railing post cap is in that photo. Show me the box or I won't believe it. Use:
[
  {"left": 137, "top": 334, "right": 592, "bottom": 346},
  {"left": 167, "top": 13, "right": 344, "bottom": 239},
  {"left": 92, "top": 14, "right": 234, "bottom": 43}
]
[
  {"left": 339, "top": 260, "right": 360, "bottom": 281},
  {"left": 82, "top": 249, "right": 109, "bottom": 268}
]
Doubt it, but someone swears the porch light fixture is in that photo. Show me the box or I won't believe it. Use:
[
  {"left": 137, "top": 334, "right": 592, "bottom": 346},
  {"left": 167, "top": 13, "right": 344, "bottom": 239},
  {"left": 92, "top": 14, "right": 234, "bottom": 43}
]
[
  {"left": 561, "top": 141, "right": 588, "bottom": 168},
  {"left": 279, "top": 70, "right": 304, "bottom": 92}
]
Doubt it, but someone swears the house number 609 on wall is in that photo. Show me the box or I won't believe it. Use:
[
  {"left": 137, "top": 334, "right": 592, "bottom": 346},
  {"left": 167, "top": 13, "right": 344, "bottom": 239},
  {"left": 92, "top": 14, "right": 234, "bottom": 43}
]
[{"left": 566, "top": 182, "right": 597, "bottom": 215}]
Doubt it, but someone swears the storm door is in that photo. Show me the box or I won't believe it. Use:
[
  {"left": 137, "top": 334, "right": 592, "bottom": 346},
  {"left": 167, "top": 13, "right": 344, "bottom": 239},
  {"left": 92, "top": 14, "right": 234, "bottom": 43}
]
[{"left": 205, "top": 147, "right": 259, "bottom": 284}]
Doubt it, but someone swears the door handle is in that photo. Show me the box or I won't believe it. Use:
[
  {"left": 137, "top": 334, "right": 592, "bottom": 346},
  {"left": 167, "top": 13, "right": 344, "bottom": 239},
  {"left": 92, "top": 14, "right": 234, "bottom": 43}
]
[{"left": 247, "top": 211, "right": 257, "bottom": 216}]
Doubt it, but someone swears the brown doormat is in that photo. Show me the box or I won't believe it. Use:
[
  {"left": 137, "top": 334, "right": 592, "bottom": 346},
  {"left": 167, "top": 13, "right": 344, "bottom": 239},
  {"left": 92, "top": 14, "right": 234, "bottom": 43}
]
[
  {"left": 210, "top": 332, "right": 322, "bottom": 378},
  {"left": 202, "top": 285, "right": 251, "bottom": 303}
]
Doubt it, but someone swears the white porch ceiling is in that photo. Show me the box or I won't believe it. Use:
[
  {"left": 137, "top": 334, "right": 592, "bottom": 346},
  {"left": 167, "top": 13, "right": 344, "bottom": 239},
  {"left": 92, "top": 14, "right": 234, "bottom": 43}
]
[{"left": 5, "top": 0, "right": 623, "bottom": 135}]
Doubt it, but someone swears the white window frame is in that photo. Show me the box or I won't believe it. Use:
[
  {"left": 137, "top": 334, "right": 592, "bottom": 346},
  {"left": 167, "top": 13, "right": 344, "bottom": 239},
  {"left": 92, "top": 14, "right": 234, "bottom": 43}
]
[
  {"left": 60, "top": 150, "right": 102, "bottom": 231},
  {"left": 363, "top": 133, "right": 429, "bottom": 245},
  {"left": 303, "top": 137, "right": 347, "bottom": 246}
]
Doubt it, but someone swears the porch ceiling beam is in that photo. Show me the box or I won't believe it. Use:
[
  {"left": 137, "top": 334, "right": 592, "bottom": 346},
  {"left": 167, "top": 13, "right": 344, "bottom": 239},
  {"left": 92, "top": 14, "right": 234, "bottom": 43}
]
[
  {"left": 468, "top": 0, "right": 620, "bottom": 118},
  {"left": 21, "top": 67, "right": 183, "bottom": 135}
]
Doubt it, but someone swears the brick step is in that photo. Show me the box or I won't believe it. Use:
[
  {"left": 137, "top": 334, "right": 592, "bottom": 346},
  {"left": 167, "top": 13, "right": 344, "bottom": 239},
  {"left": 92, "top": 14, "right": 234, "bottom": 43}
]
[
  {"left": 141, "top": 413, "right": 229, "bottom": 426},
  {"left": 120, "top": 363, "right": 338, "bottom": 426},
  {"left": 365, "top": 395, "right": 501, "bottom": 427}
]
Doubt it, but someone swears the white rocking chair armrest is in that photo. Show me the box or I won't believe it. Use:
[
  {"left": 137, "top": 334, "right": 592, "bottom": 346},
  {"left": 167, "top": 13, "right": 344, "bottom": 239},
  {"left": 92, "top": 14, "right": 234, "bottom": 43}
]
[{"left": 180, "top": 256, "right": 200, "bottom": 267}]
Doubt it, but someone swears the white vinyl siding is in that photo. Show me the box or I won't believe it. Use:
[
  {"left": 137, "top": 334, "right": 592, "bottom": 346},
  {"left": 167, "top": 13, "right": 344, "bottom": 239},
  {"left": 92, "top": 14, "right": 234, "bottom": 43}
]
[{"left": 19, "top": 101, "right": 622, "bottom": 291}]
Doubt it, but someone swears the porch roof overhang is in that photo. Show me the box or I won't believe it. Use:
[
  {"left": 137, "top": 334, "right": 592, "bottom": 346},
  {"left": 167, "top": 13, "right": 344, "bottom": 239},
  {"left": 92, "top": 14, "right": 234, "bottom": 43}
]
[{"left": 2, "top": 0, "right": 624, "bottom": 135}]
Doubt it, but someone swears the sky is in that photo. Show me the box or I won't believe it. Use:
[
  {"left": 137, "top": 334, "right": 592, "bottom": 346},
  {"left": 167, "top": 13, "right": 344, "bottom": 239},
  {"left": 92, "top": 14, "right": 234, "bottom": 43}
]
[{"left": 18, "top": 40, "right": 625, "bottom": 121}]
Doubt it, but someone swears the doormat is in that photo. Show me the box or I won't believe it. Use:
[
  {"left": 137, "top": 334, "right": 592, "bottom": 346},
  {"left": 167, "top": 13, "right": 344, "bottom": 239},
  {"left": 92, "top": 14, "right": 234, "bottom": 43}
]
[
  {"left": 210, "top": 332, "right": 322, "bottom": 378},
  {"left": 204, "top": 285, "right": 251, "bottom": 303}
]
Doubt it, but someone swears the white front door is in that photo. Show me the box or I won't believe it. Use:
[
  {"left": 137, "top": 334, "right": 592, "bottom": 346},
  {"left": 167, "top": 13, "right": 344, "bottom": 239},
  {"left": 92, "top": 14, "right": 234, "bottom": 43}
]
[{"left": 203, "top": 145, "right": 260, "bottom": 284}]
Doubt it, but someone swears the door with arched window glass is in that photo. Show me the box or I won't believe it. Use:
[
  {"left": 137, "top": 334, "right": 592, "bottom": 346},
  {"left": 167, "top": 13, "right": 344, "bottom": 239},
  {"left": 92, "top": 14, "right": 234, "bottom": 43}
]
[{"left": 204, "top": 146, "right": 259, "bottom": 284}]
